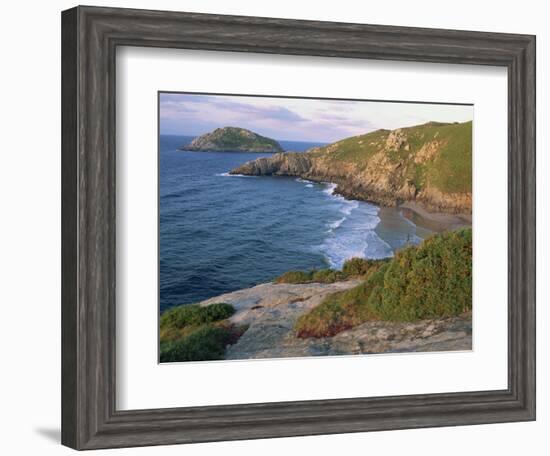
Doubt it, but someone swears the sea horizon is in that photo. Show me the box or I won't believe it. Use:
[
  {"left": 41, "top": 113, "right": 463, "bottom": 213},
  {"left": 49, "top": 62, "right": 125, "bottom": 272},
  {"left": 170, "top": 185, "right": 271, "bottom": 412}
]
[{"left": 160, "top": 133, "right": 330, "bottom": 152}]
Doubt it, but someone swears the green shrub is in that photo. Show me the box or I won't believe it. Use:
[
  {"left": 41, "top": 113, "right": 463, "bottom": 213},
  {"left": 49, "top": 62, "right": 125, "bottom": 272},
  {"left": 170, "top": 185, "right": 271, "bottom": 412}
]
[
  {"left": 201, "top": 303, "right": 236, "bottom": 322},
  {"left": 377, "top": 228, "right": 471, "bottom": 320},
  {"left": 342, "top": 257, "right": 388, "bottom": 277},
  {"left": 160, "top": 303, "right": 234, "bottom": 329},
  {"left": 312, "top": 269, "right": 345, "bottom": 283},
  {"left": 295, "top": 264, "right": 387, "bottom": 338},
  {"left": 159, "top": 302, "right": 236, "bottom": 345},
  {"left": 275, "top": 261, "right": 381, "bottom": 285},
  {"left": 275, "top": 270, "right": 314, "bottom": 284},
  {"left": 160, "top": 325, "right": 232, "bottom": 363},
  {"left": 294, "top": 299, "right": 353, "bottom": 338},
  {"left": 159, "top": 302, "right": 245, "bottom": 362},
  {"left": 295, "top": 229, "right": 472, "bottom": 338}
]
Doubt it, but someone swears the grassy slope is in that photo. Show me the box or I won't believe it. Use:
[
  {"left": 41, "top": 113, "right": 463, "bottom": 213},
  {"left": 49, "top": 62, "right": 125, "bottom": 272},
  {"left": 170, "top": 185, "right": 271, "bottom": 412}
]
[
  {"left": 294, "top": 228, "right": 472, "bottom": 338},
  {"left": 310, "top": 121, "right": 472, "bottom": 194},
  {"left": 275, "top": 258, "right": 389, "bottom": 285},
  {"left": 425, "top": 121, "right": 472, "bottom": 193},
  {"left": 159, "top": 303, "right": 246, "bottom": 362}
]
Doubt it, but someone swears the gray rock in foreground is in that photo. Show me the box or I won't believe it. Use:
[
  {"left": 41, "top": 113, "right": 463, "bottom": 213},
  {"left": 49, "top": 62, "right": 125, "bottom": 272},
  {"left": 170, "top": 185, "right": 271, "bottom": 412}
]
[{"left": 199, "top": 281, "right": 472, "bottom": 360}]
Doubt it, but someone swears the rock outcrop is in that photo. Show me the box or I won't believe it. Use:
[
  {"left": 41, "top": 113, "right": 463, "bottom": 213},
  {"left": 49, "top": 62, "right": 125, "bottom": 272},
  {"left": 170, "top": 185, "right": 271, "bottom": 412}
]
[
  {"left": 231, "top": 121, "right": 472, "bottom": 215},
  {"left": 199, "top": 280, "right": 472, "bottom": 360},
  {"left": 180, "top": 126, "right": 284, "bottom": 153}
]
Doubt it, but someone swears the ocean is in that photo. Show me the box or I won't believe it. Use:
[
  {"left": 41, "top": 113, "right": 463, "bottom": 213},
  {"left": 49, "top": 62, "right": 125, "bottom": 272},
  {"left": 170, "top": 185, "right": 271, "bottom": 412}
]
[{"left": 159, "top": 135, "right": 427, "bottom": 312}]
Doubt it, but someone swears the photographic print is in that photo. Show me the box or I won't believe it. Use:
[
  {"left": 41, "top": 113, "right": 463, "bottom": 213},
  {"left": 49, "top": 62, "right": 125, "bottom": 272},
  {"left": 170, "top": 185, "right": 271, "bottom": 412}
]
[{"left": 159, "top": 92, "right": 473, "bottom": 363}]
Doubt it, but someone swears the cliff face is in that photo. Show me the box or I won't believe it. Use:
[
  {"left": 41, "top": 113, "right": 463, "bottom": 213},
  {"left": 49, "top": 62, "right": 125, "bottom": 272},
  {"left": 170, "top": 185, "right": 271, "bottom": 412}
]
[
  {"left": 231, "top": 121, "right": 472, "bottom": 214},
  {"left": 234, "top": 152, "right": 313, "bottom": 175},
  {"left": 181, "top": 126, "right": 284, "bottom": 153}
]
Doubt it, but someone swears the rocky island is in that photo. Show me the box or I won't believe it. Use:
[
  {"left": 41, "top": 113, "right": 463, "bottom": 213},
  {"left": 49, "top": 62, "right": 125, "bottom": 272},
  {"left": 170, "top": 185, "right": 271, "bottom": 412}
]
[
  {"left": 180, "top": 126, "right": 284, "bottom": 153},
  {"left": 231, "top": 121, "right": 472, "bottom": 216}
]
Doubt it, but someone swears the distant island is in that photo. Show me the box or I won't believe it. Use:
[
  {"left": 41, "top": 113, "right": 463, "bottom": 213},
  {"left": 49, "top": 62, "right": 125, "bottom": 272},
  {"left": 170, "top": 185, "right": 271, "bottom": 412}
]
[
  {"left": 231, "top": 121, "right": 472, "bottom": 216},
  {"left": 179, "top": 126, "right": 284, "bottom": 153}
]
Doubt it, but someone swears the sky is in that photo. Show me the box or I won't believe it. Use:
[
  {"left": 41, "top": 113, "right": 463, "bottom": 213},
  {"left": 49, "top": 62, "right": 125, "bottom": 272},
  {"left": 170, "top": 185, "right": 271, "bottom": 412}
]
[{"left": 159, "top": 92, "right": 473, "bottom": 143}]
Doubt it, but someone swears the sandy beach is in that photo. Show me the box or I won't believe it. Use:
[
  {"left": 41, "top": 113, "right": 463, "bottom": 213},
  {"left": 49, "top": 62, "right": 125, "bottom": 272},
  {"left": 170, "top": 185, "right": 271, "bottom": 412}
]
[{"left": 399, "top": 201, "right": 472, "bottom": 233}]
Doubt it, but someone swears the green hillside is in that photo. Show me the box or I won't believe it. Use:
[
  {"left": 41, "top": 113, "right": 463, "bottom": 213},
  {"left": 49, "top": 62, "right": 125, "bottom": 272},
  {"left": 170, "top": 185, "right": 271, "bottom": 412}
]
[
  {"left": 231, "top": 120, "right": 472, "bottom": 213},
  {"left": 294, "top": 228, "right": 472, "bottom": 338},
  {"left": 314, "top": 121, "right": 472, "bottom": 194}
]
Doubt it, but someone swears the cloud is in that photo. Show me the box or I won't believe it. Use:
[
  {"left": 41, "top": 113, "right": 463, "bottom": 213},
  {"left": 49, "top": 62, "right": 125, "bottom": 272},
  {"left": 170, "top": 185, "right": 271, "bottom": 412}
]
[
  {"left": 160, "top": 94, "right": 307, "bottom": 125},
  {"left": 159, "top": 92, "right": 473, "bottom": 142}
]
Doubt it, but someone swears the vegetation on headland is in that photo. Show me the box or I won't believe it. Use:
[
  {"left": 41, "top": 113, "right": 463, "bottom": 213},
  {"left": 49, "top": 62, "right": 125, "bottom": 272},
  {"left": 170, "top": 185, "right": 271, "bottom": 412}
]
[
  {"left": 312, "top": 121, "right": 472, "bottom": 194},
  {"left": 294, "top": 228, "right": 472, "bottom": 338},
  {"left": 181, "top": 126, "right": 284, "bottom": 153},
  {"left": 231, "top": 121, "right": 472, "bottom": 213},
  {"left": 159, "top": 303, "right": 246, "bottom": 362},
  {"left": 275, "top": 257, "right": 389, "bottom": 285}
]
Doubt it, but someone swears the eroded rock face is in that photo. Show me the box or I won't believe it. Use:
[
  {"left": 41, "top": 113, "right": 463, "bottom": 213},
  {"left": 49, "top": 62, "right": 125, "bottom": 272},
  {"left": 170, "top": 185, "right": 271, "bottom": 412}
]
[
  {"left": 415, "top": 140, "right": 441, "bottom": 164},
  {"left": 385, "top": 128, "right": 407, "bottom": 151},
  {"left": 230, "top": 122, "right": 472, "bottom": 215},
  {"left": 233, "top": 152, "right": 313, "bottom": 175},
  {"left": 417, "top": 186, "right": 472, "bottom": 214},
  {"left": 198, "top": 281, "right": 472, "bottom": 360}
]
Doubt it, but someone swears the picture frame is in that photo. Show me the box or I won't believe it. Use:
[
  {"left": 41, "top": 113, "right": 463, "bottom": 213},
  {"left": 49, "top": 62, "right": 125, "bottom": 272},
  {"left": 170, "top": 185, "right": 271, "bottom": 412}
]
[{"left": 61, "top": 5, "right": 536, "bottom": 450}]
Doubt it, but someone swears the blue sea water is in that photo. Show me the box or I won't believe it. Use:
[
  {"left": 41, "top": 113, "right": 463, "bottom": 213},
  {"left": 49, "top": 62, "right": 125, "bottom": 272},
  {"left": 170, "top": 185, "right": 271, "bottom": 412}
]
[{"left": 159, "top": 135, "right": 424, "bottom": 312}]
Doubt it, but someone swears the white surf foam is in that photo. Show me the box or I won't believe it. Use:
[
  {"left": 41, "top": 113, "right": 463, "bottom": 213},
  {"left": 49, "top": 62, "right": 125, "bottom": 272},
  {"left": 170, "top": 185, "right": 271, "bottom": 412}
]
[
  {"left": 320, "top": 226, "right": 393, "bottom": 269},
  {"left": 295, "top": 177, "right": 314, "bottom": 184},
  {"left": 215, "top": 172, "right": 257, "bottom": 178},
  {"left": 322, "top": 183, "right": 338, "bottom": 196},
  {"left": 327, "top": 217, "right": 346, "bottom": 231},
  {"left": 317, "top": 189, "right": 393, "bottom": 268}
]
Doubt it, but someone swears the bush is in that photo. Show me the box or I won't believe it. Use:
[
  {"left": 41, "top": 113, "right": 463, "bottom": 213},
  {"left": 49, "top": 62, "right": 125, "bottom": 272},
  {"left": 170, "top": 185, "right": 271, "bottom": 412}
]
[
  {"left": 295, "top": 229, "right": 472, "bottom": 338},
  {"left": 160, "top": 303, "right": 234, "bottom": 329},
  {"left": 274, "top": 270, "right": 314, "bottom": 284},
  {"left": 312, "top": 269, "right": 345, "bottom": 283},
  {"left": 159, "top": 302, "right": 236, "bottom": 346},
  {"left": 274, "top": 263, "right": 370, "bottom": 285},
  {"left": 160, "top": 325, "right": 232, "bottom": 362},
  {"left": 295, "top": 265, "right": 387, "bottom": 338},
  {"left": 342, "top": 257, "right": 386, "bottom": 277},
  {"left": 201, "top": 303, "right": 236, "bottom": 322},
  {"left": 159, "top": 302, "right": 246, "bottom": 363},
  {"left": 377, "top": 228, "right": 471, "bottom": 320}
]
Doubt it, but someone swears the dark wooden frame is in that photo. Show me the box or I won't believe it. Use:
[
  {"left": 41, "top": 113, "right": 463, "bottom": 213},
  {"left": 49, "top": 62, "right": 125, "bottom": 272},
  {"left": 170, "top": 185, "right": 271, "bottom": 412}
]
[{"left": 61, "top": 5, "right": 536, "bottom": 450}]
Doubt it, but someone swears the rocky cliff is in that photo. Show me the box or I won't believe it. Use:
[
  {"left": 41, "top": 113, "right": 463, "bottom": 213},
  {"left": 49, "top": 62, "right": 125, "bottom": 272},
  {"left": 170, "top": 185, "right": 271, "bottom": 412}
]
[
  {"left": 181, "top": 126, "right": 284, "bottom": 153},
  {"left": 231, "top": 121, "right": 472, "bottom": 214}
]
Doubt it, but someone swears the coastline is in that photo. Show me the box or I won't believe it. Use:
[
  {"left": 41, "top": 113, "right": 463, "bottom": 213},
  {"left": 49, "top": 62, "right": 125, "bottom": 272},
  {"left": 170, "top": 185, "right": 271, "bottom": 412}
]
[
  {"left": 231, "top": 168, "right": 472, "bottom": 236},
  {"left": 399, "top": 201, "right": 472, "bottom": 233},
  {"left": 328, "top": 179, "right": 472, "bottom": 235},
  {"left": 375, "top": 206, "right": 433, "bottom": 248},
  {"left": 178, "top": 148, "right": 279, "bottom": 153},
  {"left": 322, "top": 177, "right": 472, "bottom": 246}
]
